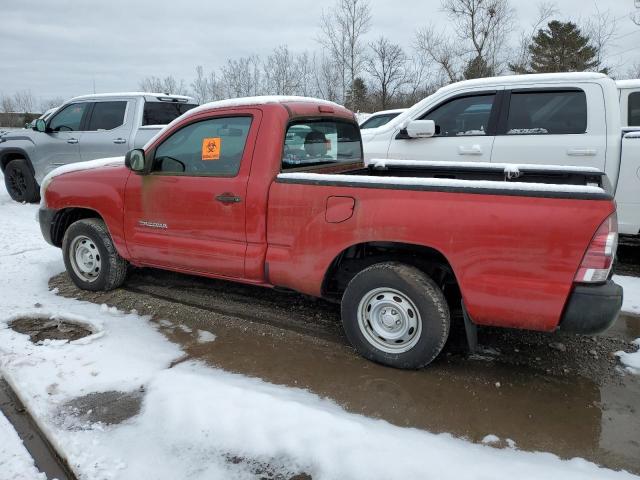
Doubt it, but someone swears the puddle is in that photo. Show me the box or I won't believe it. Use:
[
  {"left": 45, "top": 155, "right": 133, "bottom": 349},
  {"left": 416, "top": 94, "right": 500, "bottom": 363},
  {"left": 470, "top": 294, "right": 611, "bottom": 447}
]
[
  {"left": 56, "top": 390, "right": 144, "bottom": 430},
  {"left": 9, "top": 315, "right": 93, "bottom": 342}
]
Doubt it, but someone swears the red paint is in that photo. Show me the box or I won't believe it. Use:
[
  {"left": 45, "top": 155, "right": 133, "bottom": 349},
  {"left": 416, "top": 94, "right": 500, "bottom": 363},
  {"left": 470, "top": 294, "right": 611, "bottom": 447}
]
[{"left": 43, "top": 99, "right": 615, "bottom": 333}]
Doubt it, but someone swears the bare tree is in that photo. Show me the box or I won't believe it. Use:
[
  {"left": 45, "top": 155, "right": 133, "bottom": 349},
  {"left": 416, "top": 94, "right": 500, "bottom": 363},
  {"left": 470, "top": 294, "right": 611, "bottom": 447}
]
[
  {"left": 191, "top": 66, "right": 210, "bottom": 103},
  {"left": 138, "top": 75, "right": 189, "bottom": 95},
  {"left": 627, "top": 62, "right": 640, "bottom": 79},
  {"left": 1, "top": 94, "right": 16, "bottom": 113},
  {"left": 221, "top": 56, "right": 263, "bottom": 98},
  {"left": 263, "top": 45, "right": 301, "bottom": 95},
  {"left": 442, "top": 0, "right": 515, "bottom": 77},
  {"left": 415, "top": 25, "right": 462, "bottom": 83},
  {"left": 12, "top": 90, "right": 36, "bottom": 113},
  {"left": 510, "top": 1, "right": 558, "bottom": 73},
  {"left": 318, "top": 0, "right": 372, "bottom": 105},
  {"left": 312, "top": 53, "right": 343, "bottom": 103},
  {"left": 366, "top": 36, "right": 407, "bottom": 109},
  {"left": 582, "top": 5, "right": 617, "bottom": 73}
]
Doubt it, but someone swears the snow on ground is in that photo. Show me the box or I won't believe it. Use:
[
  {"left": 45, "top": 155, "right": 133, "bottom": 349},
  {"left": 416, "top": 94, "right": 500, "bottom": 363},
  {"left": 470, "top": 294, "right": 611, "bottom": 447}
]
[
  {"left": 0, "top": 411, "right": 46, "bottom": 480},
  {"left": 615, "top": 275, "right": 640, "bottom": 316},
  {"left": 616, "top": 339, "right": 640, "bottom": 375},
  {"left": 0, "top": 176, "right": 639, "bottom": 479}
]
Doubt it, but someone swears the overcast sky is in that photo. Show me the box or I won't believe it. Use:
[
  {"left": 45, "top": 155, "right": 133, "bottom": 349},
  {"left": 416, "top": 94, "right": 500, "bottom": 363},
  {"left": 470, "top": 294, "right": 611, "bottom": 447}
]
[{"left": 1, "top": 0, "right": 639, "bottom": 105}]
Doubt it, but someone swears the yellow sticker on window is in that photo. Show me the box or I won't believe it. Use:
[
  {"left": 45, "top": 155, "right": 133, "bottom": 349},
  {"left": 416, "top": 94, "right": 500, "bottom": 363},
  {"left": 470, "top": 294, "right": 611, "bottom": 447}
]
[{"left": 202, "top": 137, "right": 221, "bottom": 161}]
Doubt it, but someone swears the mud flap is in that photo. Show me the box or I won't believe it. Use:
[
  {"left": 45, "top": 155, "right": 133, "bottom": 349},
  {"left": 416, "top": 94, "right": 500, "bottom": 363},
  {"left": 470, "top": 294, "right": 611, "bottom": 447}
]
[{"left": 462, "top": 303, "right": 477, "bottom": 353}]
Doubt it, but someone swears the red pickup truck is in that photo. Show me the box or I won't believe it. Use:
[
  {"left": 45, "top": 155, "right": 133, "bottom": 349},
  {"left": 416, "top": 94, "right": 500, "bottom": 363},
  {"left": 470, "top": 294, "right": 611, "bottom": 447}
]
[{"left": 39, "top": 96, "right": 623, "bottom": 369}]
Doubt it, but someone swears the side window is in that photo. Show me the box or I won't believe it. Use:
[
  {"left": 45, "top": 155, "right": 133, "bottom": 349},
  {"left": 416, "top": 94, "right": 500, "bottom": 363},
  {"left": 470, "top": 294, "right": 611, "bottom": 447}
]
[
  {"left": 143, "top": 102, "right": 197, "bottom": 125},
  {"left": 48, "top": 103, "right": 89, "bottom": 132},
  {"left": 86, "top": 101, "right": 127, "bottom": 131},
  {"left": 153, "top": 116, "right": 252, "bottom": 176},
  {"left": 629, "top": 92, "right": 640, "bottom": 127},
  {"left": 420, "top": 94, "right": 495, "bottom": 137},
  {"left": 506, "top": 90, "right": 587, "bottom": 135}
]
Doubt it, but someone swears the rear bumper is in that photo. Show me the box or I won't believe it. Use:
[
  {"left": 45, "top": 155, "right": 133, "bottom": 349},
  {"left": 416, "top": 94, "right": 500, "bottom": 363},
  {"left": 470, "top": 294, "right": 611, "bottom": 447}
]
[
  {"left": 39, "top": 207, "right": 56, "bottom": 246},
  {"left": 559, "top": 280, "right": 623, "bottom": 334}
]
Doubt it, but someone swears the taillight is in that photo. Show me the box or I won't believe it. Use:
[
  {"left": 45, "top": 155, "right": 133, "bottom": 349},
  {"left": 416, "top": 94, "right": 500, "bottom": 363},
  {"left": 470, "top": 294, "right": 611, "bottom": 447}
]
[{"left": 574, "top": 213, "right": 618, "bottom": 283}]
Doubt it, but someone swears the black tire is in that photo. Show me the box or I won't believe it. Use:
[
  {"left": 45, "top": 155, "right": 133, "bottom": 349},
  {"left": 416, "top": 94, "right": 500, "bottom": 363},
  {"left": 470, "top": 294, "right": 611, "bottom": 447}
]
[
  {"left": 341, "top": 262, "right": 450, "bottom": 369},
  {"left": 62, "top": 218, "right": 128, "bottom": 291},
  {"left": 4, "top": 159, "right": 40, "bottom": 203}
]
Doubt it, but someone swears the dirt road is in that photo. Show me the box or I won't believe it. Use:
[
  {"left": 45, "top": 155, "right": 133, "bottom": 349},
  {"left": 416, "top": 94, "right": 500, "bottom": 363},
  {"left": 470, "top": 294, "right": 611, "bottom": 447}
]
[{"left": 50, "top": 268, "right": 640, "bottom": 475}]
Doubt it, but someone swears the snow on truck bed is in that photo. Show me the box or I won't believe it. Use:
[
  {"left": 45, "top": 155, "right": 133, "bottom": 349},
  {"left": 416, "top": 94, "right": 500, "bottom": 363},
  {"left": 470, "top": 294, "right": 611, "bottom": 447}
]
[
  {"left": 365, "top": 158, "right": 603, "bottom": 173},
  {"left": 278, "top": 172, "right": 605, "bottom": 195}
]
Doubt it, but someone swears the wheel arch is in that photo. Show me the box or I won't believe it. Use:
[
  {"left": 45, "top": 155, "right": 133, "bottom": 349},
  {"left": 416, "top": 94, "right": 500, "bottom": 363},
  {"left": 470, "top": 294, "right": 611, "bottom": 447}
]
[
  {"left": 50, "top": 207, "right": 105, "bottom": 247},
  {"left": 321, "top": 241, "right": 461, "bottom": 307},
  {"left": 0, "top": 148, "right": 35, "bottom": 176}
]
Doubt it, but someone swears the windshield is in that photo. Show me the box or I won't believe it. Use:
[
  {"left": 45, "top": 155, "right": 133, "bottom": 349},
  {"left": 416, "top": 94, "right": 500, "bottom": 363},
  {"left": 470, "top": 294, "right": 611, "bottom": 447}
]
[
  {"left": 142, "top": 101, "right": 197, "bottom": 126},
  {"left": 282, "top": 119, "right": 362, "bottom": 171},
  {"left": 360, "top": 112, "right": 402, "bottom": 129}
]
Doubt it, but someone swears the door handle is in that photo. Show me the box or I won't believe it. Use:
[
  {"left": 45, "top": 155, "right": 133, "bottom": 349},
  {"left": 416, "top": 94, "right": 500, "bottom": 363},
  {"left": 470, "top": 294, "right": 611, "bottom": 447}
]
[
  {"left": 458, "top": 145, "right": 482, "bottom": 155},
  {"left": 67, "top": 138, "right": 79, "bottom": 144},
  {"left": 113, "top": 138, "right": 127, "bottom": 144},
  {"left": 215, "top": 193, "right": 241, "bottom": 204},
  {"left": 567, "top": 148, "right": 597, "bottom": 156}
]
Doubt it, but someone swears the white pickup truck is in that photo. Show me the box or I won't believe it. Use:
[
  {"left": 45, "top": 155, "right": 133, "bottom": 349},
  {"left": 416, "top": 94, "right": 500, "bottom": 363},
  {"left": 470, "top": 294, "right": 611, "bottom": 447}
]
[
  {"left": 362, "top": 72, "right": 640, "bottom": 237},
  {"left": 0, "top": 92, "right": 197, "bottom": 202},
  {"left": 618, "top": 79, "right": 640, "bottom": 129}
]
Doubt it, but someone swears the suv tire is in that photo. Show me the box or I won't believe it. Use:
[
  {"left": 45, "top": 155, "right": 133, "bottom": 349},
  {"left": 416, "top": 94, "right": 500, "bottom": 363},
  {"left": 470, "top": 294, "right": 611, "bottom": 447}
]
[{"left": 4, "top": 159, "right": 40, "bottom": 203}]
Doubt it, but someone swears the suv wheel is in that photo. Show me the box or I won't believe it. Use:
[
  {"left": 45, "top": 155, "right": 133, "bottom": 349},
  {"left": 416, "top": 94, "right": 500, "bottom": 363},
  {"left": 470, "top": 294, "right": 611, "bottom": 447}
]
[
  {"left": 62, "top": 219, "right": 128, "bottom": 291},
  {"left": 341, "top": 262, "right": 450, "bottom": 369},
  {"left": 4, "top": 159, "right": 40, "bottom": 203}
]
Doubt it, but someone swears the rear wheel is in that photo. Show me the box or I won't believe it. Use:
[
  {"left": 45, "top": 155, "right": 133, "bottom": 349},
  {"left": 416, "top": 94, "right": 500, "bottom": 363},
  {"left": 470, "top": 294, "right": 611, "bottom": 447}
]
[
  {"left": 62, "top": 219, "right": 128, "bottom": 291},
  {"left": 341, "top": 262, "right": 450, "bottom": 369},
  {"left": 4, "top": 159, "right": 40, "bottom": 203}
]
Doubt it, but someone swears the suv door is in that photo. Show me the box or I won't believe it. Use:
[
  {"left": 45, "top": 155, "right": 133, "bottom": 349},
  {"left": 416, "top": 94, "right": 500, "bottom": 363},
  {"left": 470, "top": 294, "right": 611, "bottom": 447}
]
[
  {"left": 79, "top": 100, "right": 132, "bottom": 160},
  {"left": 123, "top": 109, "right": 262, "bottom": 278},
  {"left": 386, "top": 91, "right": 500, "bottom": 162},
  {"left": 491, "top": 86, "right": 606, "bottom": 168},
  {"left": 36, "top": 102, "right": 90, "bottom": 177}
]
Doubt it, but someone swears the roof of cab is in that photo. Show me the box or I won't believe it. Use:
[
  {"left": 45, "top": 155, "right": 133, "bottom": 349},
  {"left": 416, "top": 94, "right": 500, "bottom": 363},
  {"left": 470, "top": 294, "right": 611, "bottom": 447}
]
[
  {"left": 437, "top": 72, "right": 608, "bottom": 95},
  {"left": 67, "top": 92, "right": 195, "bottom": 102},
  {"left": 183, "top": 95, "right": 350, "bottom": 119},
  {"left": 616, "top": 79, "right": 640, "bottom": 89}
]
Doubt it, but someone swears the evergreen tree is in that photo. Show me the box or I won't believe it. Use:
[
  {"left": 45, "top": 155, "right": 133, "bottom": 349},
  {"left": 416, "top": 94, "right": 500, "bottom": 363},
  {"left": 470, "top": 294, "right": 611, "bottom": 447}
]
[
  {"left": 510, "top": 20, "right": 598, "bottom": 74},
  {"left": 347, "top": 77, "right": 368, "bottom": 111}
]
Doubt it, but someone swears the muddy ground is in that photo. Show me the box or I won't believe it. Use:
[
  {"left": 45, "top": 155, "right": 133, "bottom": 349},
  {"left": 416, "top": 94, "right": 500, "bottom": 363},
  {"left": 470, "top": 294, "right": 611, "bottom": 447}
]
[{"left": 47, "top": 267, "right": 640, "bottom": 475}]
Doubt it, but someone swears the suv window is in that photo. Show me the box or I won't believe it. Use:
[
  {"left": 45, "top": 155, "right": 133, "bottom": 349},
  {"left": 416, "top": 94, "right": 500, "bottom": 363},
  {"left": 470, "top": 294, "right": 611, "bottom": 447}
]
[
  {"left": 142, "top": 102, "right": 197, "bottom": 126},
  {"left": 420, "top": 94, "right": 495, "bottom": 137},
  {"left": 282, "top": 120, "right": 361, "bottom": 170},
  {"left": 629, "top": 92, "right": 640, "bottom": 127},
  {"left": 48, "top": 103, "right": 89, "bottom": 132},
  {"left": 360, "top": 113, "right": 402, "bottom": 129},
  {"left": 506, "top": 90, "right": 587, "bottom": 135},
  {"left": 86, "top": 101, "right": 127, "bottom": 131},
  {"left": 153, "top": 116, "right": 252, "bottom": 176}
]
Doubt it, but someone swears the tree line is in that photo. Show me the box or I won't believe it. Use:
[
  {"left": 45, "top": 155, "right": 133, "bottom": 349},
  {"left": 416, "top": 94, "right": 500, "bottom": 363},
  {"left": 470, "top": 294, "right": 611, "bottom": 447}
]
[{"left": 2, "top": 0, "right": 640, "bottom": 114}]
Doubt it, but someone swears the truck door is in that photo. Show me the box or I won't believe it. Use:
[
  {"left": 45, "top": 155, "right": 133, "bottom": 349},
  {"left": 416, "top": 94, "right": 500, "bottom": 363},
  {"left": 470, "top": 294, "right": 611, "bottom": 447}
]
[
  {"left": 37, "top": 102, "right": 89, "bottom": 178},
  {"left": 123, "top": 110, "right": 262, "bottom": 278},
  {"left": 79, "top": 100, "right": 131, "bottom": 160},
  {"left": 386, "top": 91, "right": 499, "bottom": 162},
  {"left": 490, "top": 86, "right": 606, "bottom": 168}
]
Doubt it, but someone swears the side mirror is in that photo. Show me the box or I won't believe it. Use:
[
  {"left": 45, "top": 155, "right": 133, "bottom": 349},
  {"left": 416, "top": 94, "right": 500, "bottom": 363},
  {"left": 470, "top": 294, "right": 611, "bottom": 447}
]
[
  {"left": 35, "top": 119, "right": 47, "bottom": 132},
  {"left": 125, "top": 149, "right": 147, "bottom": 173},
  {"left": 405, "top": 120, "right": 436, "bottom": 138}
]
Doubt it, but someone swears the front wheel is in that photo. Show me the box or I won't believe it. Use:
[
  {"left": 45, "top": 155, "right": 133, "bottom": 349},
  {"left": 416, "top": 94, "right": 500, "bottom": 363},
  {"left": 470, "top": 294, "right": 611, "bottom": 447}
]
[
  {"left": 4, "top": 159, "right": 40, "bottom": 203},
  {"left": 62, "top": 219, "right": 128, "bottom": 291},
  {"left": 341, "top": 262, "right": 450, "bottom": 369}
]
